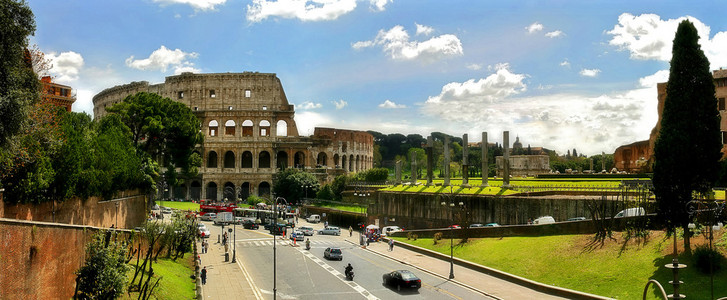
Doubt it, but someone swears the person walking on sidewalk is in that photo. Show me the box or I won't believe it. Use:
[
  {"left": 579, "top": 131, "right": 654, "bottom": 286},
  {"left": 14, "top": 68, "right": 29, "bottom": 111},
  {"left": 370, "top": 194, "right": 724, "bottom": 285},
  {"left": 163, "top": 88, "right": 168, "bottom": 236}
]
[
  {"left": 201, "top": 266, "right": 207, "bottom": 285},
  {"left": 349, "top": 226, "right": 353, "bottom": 237},
  {"left": 388, "top": 239, "right": 394, "bottom": 251}
]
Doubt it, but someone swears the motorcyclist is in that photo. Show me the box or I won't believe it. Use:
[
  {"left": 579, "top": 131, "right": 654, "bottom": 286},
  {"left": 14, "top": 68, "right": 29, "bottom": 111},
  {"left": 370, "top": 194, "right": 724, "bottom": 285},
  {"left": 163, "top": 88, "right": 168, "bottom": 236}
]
[
  {"left": 345, "top": 263, "right": 353, "bottom": 278},
  {"left": 305, "top": 238, "right": 311, "bottom": 250}
]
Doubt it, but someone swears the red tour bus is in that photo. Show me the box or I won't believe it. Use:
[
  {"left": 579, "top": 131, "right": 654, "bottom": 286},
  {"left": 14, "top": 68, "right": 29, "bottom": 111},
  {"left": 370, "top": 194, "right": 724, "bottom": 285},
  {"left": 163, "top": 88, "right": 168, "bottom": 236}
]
[{"left": 199, "top": 201, "right": 237, "bottom": 216}]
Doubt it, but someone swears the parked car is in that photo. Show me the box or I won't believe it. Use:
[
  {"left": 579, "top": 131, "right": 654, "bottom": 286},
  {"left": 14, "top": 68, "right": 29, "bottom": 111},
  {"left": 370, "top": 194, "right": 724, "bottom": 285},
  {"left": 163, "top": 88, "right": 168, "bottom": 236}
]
[
  {"left": 567, "top": 217, "right": 587, "bottom": 221},
  {"left": 161, "top": 207, "right": 172, "bottom": 214},
  {"left": 290, "top": 230, "right": 305, "bottom": 241},
  {"left": 307, "top": 214, "right": 321, "bottom": 223},
  {"left": 299, "top": 226, "right": 315, "bottom": 236},
  {"left": 323, "top": 247, "right": 343, "bottom": 260},
  {"left": 484, "top": 223, "right": 500, "bottom": 227},
  {"left": 201, "top": 213, "right": 217, "bottom": 221},
  {"left": 243, "top": 219, "right": 259, "bottom": 230},
  {"left": 468, "top": 223, "right": 484, "bottom": 228},
  {"left": 382, "top": 226, "right": 403, "bottom": 236},
  {"left": 615, "top": 207, "right": 645, "bottom": 218},
  {"left": 533, "top": 216, "right": 555, "bottom": 224},
  {"left": 448, "top": 225, "right": 462, "bottom": 229},
  {"left": 234, "top": 217, "right": 244, "bottom": 225},
  {"left": 319, "top": 226, "right": 341, "bottom": 236},
  {"left": 269, "top": 223, "right": 286, "bottom": 235},
  {"left": 152, "top": 204, "right": 160, "bottom": 210},
  {"left": 199, "top": 227, "right": 211, "bottom": 238},
  {"left": 382, "top": 270, "right": 421, "bottom": 291}
]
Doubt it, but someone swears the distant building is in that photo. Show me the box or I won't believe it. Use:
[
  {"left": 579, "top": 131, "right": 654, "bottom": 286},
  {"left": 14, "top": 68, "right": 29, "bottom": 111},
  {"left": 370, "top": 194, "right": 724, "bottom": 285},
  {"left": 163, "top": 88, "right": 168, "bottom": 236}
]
[
  {"left": 496, "top": 155, "right": 550, "bottom": 177},
  {"left": 40, "top": 76, "right": 74, "bottom": 112},
  {"left": 614, "top": 69, "right": 727, "bottom": 172}
]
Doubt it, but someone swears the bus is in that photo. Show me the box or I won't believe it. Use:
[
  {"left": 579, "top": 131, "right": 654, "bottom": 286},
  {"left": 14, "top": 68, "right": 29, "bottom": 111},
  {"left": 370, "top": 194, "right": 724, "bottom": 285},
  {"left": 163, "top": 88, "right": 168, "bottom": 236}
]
[
  {"left": 200, "top": 203, "right": 237, "bottom": 217},
  {"left": 234, "top": 208, "right": 296, "bottom": 226}
]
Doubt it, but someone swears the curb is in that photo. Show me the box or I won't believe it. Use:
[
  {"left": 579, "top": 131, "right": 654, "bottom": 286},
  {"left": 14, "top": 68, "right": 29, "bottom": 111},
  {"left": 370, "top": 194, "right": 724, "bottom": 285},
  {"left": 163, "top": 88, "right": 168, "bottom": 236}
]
[
  {"left": 382, "top": 237, "right": 613, "bottom": 300},
  {"left": 345, "top": 239, "right": 502, "bottom": 300}
]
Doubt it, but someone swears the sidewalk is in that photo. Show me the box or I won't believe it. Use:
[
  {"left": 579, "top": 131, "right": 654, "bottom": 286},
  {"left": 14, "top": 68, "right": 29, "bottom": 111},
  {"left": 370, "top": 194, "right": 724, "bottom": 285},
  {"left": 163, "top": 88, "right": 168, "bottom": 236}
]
[
  {"left": 342, "top": 235, "right": 590, "bottom": 300},
  {"left": 197, "top": 231, "right": 260, "bottom": 299}
]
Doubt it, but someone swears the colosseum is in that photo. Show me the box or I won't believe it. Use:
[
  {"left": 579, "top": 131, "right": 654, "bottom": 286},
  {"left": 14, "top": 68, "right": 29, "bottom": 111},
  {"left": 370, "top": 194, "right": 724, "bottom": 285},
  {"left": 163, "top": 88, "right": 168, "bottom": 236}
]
[{"left": 93, "top": 72, "right": 374, "bottom": 202}]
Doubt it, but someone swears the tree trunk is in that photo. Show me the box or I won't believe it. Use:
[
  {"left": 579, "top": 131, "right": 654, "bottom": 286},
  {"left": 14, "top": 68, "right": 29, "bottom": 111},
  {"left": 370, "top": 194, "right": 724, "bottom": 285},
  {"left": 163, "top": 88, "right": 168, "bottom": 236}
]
[{"left": 683, "top": 224, "right": 691, "bottom": 254}]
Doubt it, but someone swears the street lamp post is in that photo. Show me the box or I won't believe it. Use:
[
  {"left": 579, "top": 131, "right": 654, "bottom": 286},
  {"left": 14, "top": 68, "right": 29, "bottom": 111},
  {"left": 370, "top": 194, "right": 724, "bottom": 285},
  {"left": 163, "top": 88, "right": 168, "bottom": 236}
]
[
  {"left": 301, "top": 185, "right": 310, "bottom": 205},
  {"left": 273, "top": 196, "right": 288, "bottom": 300},
  {"left": 441, "top": 197, "right": 464, "bottom": 280},
  {"left": 115, "top": 202, "right": 120, "bottom": 228},
  {"left": 232, "top": 218, "right": 237, "bottom": 263}
]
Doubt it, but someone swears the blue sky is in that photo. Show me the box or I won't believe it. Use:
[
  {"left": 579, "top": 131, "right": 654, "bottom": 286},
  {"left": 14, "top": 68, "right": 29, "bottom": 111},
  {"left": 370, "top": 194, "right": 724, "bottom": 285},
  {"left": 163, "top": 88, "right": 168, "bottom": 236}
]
[{"left": 28, "top": 0, "right": 727, "bottom": 155}]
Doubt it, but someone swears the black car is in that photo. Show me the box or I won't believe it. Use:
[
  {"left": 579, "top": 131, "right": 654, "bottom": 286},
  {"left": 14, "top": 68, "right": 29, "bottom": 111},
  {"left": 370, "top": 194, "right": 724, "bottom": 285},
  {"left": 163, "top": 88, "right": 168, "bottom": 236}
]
[
  {"left": 382, "top": 270, "right": 421, "bottom": 291},
  {"left": 243, "top": 220, "right": 259, "bottom": 230}
]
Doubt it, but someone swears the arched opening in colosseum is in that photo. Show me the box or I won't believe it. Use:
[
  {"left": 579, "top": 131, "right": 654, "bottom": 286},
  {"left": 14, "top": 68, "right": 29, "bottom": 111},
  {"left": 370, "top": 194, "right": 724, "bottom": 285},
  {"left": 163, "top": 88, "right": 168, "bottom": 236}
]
[
  {"left": 259, "top": 120, "right": 270, "bottom": 136},
  {"left": 223, "top": 182, "right": 235, "bottom": 201},
  {"left": 241, "top": 151, "right": 253, "bottom": 168},
  {"left": 225, "top": 120, "right": 236, "bottom": 135},
  {"left": 173, "top": 184, "right": 186, "bottom": 200},
  {"left": 341, "top": 155, "right": 347, "bottom": 170},
  {"left": 240, "top": 182, "right": 250, "bottom": 200},
  {"left": 208, "top": 120, "right": 219, "bottom": 137},
  {"left": 258, "top": 182, "right": 271, "bottom": 197},
  {"left": 317, "top": 152, "right": 328, "bottom": 167},
  {"left": 259, "top": 151, "right": 271, "bottom": 168},
  {"left": 277, "top": 151, "right": 288, "bottom": 169},
  {"left": 349, "top": 154, "right": 354, "bottom": 172},
  {"left": 207, "top": 151, "right": 218, "bottom": 168},
  {"left": 224, "top": 151, "right": 235, "bottom": 168},
  {"left": 206, "top": 182, "right": 218, "bottom": 201},
  {"left": 190, "top": 181, "right": 201, "bottom": 201},
  {"left": 294, "top": 151, "right": 306, "bottom": 169},
  {"left": 276, "top": 120, "right": 287, "bottom": 136},
  {"left": 356, "top": 155, "right": 360, "bottom": 171},
  {"left": 334, "top": 154, "right": 340, "bottom": 168},
  {"left": 242, "top": 120, "right": 253, "bottom": 137}
]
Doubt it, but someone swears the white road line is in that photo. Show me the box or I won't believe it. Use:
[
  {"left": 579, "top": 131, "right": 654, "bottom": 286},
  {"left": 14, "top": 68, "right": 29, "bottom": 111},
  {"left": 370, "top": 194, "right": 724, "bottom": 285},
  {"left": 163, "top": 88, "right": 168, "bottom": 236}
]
[
  {"left": 295, "top": 247, "right": 380, "bottom": 300},
  {"left": 236, "top": 252, "right": 264, "bottom": 300}
]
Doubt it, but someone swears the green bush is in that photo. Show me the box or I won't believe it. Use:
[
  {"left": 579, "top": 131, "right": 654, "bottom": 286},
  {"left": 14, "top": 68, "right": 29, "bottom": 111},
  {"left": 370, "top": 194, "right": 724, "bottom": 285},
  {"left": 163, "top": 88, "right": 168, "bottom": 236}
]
[
  {"left": 693, "top": 245, "right": 725, "bottom": 274},
  {"left": 433, "top": 232, "right": 442, "bottom": 245},
  {"left": 246, "top": 195, "right": 266, "bottom": 206}
]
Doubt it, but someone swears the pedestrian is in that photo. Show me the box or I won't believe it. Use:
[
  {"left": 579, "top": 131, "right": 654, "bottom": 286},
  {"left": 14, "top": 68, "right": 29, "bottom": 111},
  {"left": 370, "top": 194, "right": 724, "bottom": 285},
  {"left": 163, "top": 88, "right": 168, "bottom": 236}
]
[
  {"left": 204, "top": 240, "right": 209, "bottom": 253},
  {"left": 389, "top": 239, "right": 394, "bottom": 251},
  {"left": 201, "top": 266, "right": 207, "bottom": 285},
  {"left": 349, "top": 226, "right": 353, "bottom": 237},
  {"left": 324, "top": 221, "right": 328, "bottom": 228},
  {"left": 201, "top": 242, "right": 205, "bottom": 254}
]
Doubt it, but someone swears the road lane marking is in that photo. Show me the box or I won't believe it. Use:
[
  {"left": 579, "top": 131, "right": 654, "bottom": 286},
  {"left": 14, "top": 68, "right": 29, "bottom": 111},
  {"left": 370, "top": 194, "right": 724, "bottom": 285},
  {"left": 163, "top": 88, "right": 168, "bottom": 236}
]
[
  {"left": 295, "top": 247, "right": 380, "bottom": 300},
  {"left": 235, "top": 250, "right": 264, "bottom": 300}
]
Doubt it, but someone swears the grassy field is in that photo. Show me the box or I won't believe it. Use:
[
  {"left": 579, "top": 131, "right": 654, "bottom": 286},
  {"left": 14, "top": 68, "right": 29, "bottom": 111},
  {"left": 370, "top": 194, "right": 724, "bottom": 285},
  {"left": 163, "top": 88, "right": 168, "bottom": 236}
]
[
  {"left": 156, "top": 201, "right": 254, "bottom": 211},
  {"left": 394, "top": 231, "right": 727, "bottom": 299},
  {"left": 123, "top": 254, "right": 196, "bottom": 299},
  {"left": 312, "top": 202, "right": 367, "bottom": 213}
]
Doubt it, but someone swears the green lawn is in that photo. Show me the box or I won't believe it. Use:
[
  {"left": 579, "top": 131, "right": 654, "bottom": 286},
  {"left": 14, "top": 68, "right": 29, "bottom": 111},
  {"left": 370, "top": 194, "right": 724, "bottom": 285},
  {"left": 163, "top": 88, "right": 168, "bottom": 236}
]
[
  {"left": 157, "top": 201, "right": 200, "bottom": 211},
  {"left": 123, "top": 254, "right": 196, "bottom": 299},
  {"left": 313, "top": 202, "right": 367, "bottom": 213},
  {"left": 394, "top": 231, "right": 727, "bottom": 299}
]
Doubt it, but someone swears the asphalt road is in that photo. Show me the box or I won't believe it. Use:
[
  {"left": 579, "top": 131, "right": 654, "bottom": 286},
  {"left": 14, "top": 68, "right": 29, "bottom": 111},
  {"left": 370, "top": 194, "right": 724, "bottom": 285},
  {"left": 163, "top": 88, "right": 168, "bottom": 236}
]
[{"left": 202, "top": 220, "right": 491, "bottom": 300}]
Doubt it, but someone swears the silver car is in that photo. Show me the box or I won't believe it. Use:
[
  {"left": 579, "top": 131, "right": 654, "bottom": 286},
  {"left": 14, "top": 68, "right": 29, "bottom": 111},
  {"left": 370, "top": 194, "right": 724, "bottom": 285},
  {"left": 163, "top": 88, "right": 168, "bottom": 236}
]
[
  {"left": 324, "top": 247, "right": 343, "bottom": 260},
  {"left": 318, "top": 226, "right": 341, "bottom": 236},
  {"left": 299, "top": 226, "right": 315, "bottom": 236}
]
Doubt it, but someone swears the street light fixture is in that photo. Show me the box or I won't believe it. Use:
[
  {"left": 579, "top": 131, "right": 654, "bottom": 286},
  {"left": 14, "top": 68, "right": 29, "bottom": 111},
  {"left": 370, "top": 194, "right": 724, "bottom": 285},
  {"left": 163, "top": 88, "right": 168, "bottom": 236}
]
[
  {"left": 441, "top": 197, "right": 464, "bottom": 280},
  {"left": 273, "top": 196, "right": 288, "bottom": 300},
  {"left": 301, "top": 185, "right": 310, "bottom": 204}
]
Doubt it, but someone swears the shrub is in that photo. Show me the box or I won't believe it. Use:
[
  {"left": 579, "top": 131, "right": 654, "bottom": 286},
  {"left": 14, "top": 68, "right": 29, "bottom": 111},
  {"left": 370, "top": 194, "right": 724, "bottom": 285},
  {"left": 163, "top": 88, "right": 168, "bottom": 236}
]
[
  {"left": 433, "top": 232, "right": 442, "bottom": 245},
  {"left": 693, "top": 245, "right": 724, "bottom": 274}
]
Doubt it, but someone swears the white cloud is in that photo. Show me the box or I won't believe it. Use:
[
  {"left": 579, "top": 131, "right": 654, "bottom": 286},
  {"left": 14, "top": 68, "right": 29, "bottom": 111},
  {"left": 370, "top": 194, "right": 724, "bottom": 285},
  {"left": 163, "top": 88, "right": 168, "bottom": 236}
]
[
  {"left": 466, "top": 63, "right": 483, "bottom": 70},
  {"left": 545, "top": 30, "right": 563, "bottom": 38},
  {"left": 332, "top": 99, "right": 347, "bottom": 109},
  {"left": 638, "top": 69, "right": 669, "bottom": 88},
  {"left": 353, "top": 25, "right": 463, "bottom": 62},
  {"left": 125, "top": 46, "right": 199, "bottom": 74},
  {"left": 378, "top": 99, "right": 406, "bottom": 108},
  {"left": 526, "top": 22, "right": 543, "bottom": 33},
  {"left": 246, "top": 0, "right": 357, "bottom": 23},
  {"left": 580, "top": 68, "right": 601, "bottom": 77},
  {"left": 297, "top": 101, "right": 323, "bottom": 110},
  {"left": 369, "top": 0, "right": 391, "bottom": 11},
  {"left": 153, "top": 0, "right": 227, "bottom": 10},
  {"left": 47, "top": 51, "right": 84, "bottom": 83},
  {"left": 293, "top": 111, "right": 334, "bottom": 136},
  {"left": 415, "top": 23, "right": 434, "bottom": 36},
  {"left": 607, "top": 13, "right": 727, "bottom": 68},
  {"left": 419, "top": 71, "right": 662, "bottom": 155},
  {"left": 559, "top": 60, "right": 570, "bottom": 67}
]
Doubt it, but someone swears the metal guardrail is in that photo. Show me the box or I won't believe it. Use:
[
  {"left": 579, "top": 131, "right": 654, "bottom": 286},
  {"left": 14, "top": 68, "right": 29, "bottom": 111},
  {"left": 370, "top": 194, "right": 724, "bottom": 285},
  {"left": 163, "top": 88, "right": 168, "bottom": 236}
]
[{"left": 642, "top": 279, "right": 668, "bottom": 300}]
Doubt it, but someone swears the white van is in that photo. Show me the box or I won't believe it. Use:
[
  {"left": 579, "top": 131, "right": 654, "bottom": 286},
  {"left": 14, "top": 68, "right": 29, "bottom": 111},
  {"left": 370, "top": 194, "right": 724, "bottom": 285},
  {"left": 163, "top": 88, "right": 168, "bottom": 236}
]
[
  {"left": 214, "top": 212, "right": 234, "bottom": 225},
  {"left": 307, "top": 214, "right": 321, "bottom": 223},
  {"left": 533, "top": 216, "right": 555, "bottom": 224},
  {"left": 615, "top": 207, "right": 645, "bottom": 218},
  {"left": 382, "top": 226, "right": 402, "bottom": 236}
]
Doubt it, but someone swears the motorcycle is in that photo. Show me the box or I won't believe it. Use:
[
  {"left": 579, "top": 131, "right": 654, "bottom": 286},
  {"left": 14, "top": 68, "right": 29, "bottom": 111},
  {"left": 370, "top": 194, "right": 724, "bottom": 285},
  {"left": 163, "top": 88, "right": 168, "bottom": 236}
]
[
  {"left": 345, "top": 269, "right": 355, "bottom": 280},
  {"left": 305, "top": 240, "right": 311, "bottom": 250}
]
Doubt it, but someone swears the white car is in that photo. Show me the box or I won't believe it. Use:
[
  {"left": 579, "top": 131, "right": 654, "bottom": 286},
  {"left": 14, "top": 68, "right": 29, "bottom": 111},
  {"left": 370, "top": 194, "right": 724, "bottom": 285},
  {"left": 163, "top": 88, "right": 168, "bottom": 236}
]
[
  {"left": 382, "top": 226, "right": 402, "bottom": 236},
  {"left": 201, "top": 213, "right": 217, "bottom": 221},
  {"left": 318, "top": 226, "right": 341, "bottom": 236},
  {"left": 199, "top": 227, "right": 211, "bottom": 238},
  {"left": 533, "top": 216, "right": 555, "bottom": 224}
]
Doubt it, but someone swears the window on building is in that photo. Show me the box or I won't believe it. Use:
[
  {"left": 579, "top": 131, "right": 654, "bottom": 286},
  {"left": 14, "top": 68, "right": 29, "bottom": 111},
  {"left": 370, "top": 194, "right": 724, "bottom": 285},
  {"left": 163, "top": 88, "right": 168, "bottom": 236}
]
[
  {"left": 259, "top": 120, "right": 270, "bottom": 137},
  {"left": 228, "top": 106, "right": 233, "bottom": 110},
  {"left": 178, "top": 91, "right": 184, "bottom": 99},
  {"left": 194, "top": 107, "right": 198, "bottom": 111},
  {"left": 210, "top": 90, "right": 216, "bottom": 98},
  {"left": 720, "top": 98, "right": 725, "bottom": 111},
  {"left": 225, "top": 120, "right": 236, "bottom": 135},
  {"left": 209, "top": 120, "right": 219, "bottom": 137},
  {"left": 262, "top": 106, "right": 267, "bottom": 111},
  {"left": 242, "top": 120, "right": 254, "bottom": 136},
  {"left": 245, "top": 89, "right": 251, "bottom": 98}
]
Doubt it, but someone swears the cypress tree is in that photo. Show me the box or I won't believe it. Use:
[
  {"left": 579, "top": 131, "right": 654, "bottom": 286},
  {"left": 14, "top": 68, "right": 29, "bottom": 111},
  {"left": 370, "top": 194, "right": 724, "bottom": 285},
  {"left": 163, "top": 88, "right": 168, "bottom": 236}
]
[{"left": 652, "top": 20, "right": 721, "bottom": 249}]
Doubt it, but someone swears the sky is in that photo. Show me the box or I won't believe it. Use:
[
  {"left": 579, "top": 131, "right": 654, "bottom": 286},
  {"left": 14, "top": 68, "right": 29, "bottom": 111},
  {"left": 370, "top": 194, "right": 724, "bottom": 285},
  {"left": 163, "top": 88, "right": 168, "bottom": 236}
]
[{"left": 27, "top": 0, "right": 727, "bottom": 156}]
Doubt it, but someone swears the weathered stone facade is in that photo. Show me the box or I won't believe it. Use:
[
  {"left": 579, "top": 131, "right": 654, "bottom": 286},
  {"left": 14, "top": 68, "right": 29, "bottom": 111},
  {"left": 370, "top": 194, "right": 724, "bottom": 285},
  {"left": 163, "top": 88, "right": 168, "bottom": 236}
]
[
  {"left": 496, "top": 155, "right": 550, "bottom": 177},
  {"left": 93, "top": 72, "right": 373, "bottom": 201},
  {"left": 614, "top": 69, "right": 727, "bottom": 172}
]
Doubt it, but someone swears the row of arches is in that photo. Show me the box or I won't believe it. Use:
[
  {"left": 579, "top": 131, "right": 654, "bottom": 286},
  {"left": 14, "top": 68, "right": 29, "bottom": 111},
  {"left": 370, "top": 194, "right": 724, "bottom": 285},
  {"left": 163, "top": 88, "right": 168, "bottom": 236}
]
[
  {"left": 208, "top": 119, "right": 289, "bottom": 137},
  {"left": 206, "top": 150, "right": 373, "bottom": 172},
  {"left": 164, "top": 181, "right": 272, "bottom": 201}
]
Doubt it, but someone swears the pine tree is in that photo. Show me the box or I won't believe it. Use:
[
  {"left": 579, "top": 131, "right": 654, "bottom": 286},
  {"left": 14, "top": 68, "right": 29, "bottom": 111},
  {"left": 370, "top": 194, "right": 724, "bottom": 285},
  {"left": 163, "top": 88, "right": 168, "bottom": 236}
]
[{"left": 652, "top": 20, "right": 721, "bottom": 250}]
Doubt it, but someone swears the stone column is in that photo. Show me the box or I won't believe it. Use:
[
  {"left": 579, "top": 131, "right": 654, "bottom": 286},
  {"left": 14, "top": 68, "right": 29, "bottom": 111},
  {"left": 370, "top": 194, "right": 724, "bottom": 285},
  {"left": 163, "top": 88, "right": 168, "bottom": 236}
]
[
  {"left": 481, "top": 132, "right": 489, "bottom": 187},
  {"left": 503, "top": 131, "right": 510, "bottom": 188},
  {"left": 590, "top": 158, "right": 593, "bottom": 172},
  {"left": 395, "top": 160, "right": 402, "bottom": 185},
  {"left": 601, "top": 151, "right": 605, "bottom": 172},
  {"left": 462, "top": 134, "right": 470, "bottom": 187},
  {"left": 411, "top": 152, "right": 418, "bottom": 185},
  {"left": 426, "top": 136, "right": 434, "bottom": 186},
  {"left": 444, "top": 136, "right": 450, "bottom": 186}
]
